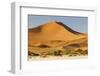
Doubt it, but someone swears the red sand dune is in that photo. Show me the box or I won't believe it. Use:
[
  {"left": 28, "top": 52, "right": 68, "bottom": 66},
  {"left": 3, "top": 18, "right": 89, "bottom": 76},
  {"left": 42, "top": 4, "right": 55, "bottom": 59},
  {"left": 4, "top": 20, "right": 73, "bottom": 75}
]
[{"left": 28, "top": 21, "right": 87, "bottom": 46}]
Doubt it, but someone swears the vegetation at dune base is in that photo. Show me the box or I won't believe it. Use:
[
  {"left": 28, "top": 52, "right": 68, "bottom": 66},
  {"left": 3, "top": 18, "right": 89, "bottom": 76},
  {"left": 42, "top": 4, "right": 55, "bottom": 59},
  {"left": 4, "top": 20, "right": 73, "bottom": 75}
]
[
  {"left": 28, "top": 47, "right": 88, "bottom": 58},
  {"left": 53, "top": 50, "right": 63, "bottom": 56}
]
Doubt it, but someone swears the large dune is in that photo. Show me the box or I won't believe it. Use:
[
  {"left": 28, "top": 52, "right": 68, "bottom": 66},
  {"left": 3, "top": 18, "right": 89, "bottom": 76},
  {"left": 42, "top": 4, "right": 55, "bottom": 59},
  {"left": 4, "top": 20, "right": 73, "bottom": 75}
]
[{"left": 28, "top": 21, "right": 87, "bottom": 47}]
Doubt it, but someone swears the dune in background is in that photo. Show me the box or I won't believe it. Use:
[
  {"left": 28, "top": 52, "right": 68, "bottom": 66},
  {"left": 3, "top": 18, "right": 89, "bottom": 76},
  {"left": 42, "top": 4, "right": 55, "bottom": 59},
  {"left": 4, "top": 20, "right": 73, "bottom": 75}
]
[{"left": 28, "top": 21, "right": 88, "bottom": 60}]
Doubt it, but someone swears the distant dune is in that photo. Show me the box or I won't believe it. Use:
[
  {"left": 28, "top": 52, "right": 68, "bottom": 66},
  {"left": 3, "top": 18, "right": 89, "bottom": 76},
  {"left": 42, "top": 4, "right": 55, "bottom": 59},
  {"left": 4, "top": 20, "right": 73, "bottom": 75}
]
[{"left": 28, "top": 21, "right": 87, "bottom": 47}]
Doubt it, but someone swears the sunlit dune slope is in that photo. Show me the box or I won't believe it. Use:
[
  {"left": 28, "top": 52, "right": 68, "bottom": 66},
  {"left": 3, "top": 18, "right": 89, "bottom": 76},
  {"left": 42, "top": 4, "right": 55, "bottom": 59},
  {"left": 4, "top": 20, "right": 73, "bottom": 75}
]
[{"left": 28, "top": 21, "right": 87, "bottom": 46}]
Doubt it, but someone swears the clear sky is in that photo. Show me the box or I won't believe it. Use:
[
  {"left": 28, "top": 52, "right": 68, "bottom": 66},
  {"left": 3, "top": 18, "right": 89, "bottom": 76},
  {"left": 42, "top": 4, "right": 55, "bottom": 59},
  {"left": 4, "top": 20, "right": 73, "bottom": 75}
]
[{"left": 28, "top": 15, "right": 88, "bottom": 33}]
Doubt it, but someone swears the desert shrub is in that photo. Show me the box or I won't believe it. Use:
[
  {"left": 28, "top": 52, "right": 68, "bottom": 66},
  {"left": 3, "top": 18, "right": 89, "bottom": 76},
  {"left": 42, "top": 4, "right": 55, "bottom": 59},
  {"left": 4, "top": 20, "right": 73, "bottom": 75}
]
[
  {"left": 64, "top": 49, "right": 80, "bottom": 56},
  {"left": 85, "top": 49, "right": 88, "bottom": 54},
  {"left": 53, "top": 50, "right": 62, "bottom": 56},
  {"left": 82, "top": 49, "right": 88, "bottom": 55},
  {"left": 28, "top": 52, "right": 39, "bottom": 56},
  {"left": 76, "top": 49, "right": 83, "bottom": 53},
  {"left": 54, "top": 51, "right": 57, "bottom": 56},
  {"left": 33, "top": 53, "right": 39, "bottom": 56},
  {"left": 68, "top": 54, "right": 73, "bottom": 56},
  {"left": 58, "top": 50, "right": 63, "bottom": 56},
  {"left": 28, "top": 51, "right": 32, "bottom": 55}
]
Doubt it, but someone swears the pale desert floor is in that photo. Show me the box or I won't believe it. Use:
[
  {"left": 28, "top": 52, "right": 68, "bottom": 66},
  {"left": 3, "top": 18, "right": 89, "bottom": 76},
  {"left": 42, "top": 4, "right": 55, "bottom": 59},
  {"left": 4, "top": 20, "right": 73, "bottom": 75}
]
[{"left": 28, "top": 55, "right": 88, "bottom": 61}]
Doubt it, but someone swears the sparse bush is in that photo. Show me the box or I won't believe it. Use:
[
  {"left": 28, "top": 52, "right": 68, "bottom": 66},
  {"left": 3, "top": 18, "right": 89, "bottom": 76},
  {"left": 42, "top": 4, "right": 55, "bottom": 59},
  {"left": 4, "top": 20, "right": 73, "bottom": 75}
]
[
  {"left": 68, "top": 54, "right": 73, "bottom": 56},
  {"left": 53, "top": 50, "right": 62, "bottom": 56},
  {"left": 28, "top": 51, "right": 39, "bottom": 56},
  {"left": 82, "top": 49, "right": 88, "bottom": 55},
  {"left": 76, "top": 49, "right": 83, "bottom": 53},
  {"left": 58, "top": 50, "right": 63, "bottom": 56},
  {"left": 28, "top": 51, "right": 32, "bottom": 55},
  {"left": 33, "top": 53, "right": 39, "bottom": 56},
  {"left": 54, "top": 51, "right": 57, "bottom": 56}
]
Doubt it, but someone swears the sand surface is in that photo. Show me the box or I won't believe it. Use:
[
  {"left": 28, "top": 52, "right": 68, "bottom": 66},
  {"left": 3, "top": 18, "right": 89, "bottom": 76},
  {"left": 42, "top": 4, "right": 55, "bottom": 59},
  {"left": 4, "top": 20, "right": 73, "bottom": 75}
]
[{"left": 28, "top": 55, "right": 88, "bottom": 61}]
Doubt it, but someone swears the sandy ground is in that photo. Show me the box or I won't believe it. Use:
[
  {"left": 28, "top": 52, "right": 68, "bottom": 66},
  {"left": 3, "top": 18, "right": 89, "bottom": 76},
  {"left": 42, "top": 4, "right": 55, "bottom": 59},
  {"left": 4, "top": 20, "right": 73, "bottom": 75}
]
[{"left": 28, "top": 55, "right": 88, "bottom": 61}]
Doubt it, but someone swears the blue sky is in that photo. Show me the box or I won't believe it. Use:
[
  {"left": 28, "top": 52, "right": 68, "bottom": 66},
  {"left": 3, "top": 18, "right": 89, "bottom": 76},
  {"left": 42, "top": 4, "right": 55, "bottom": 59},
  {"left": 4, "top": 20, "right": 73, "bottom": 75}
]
[{"left": 28, "top": 15, "right": 88, "bottom": 33}]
